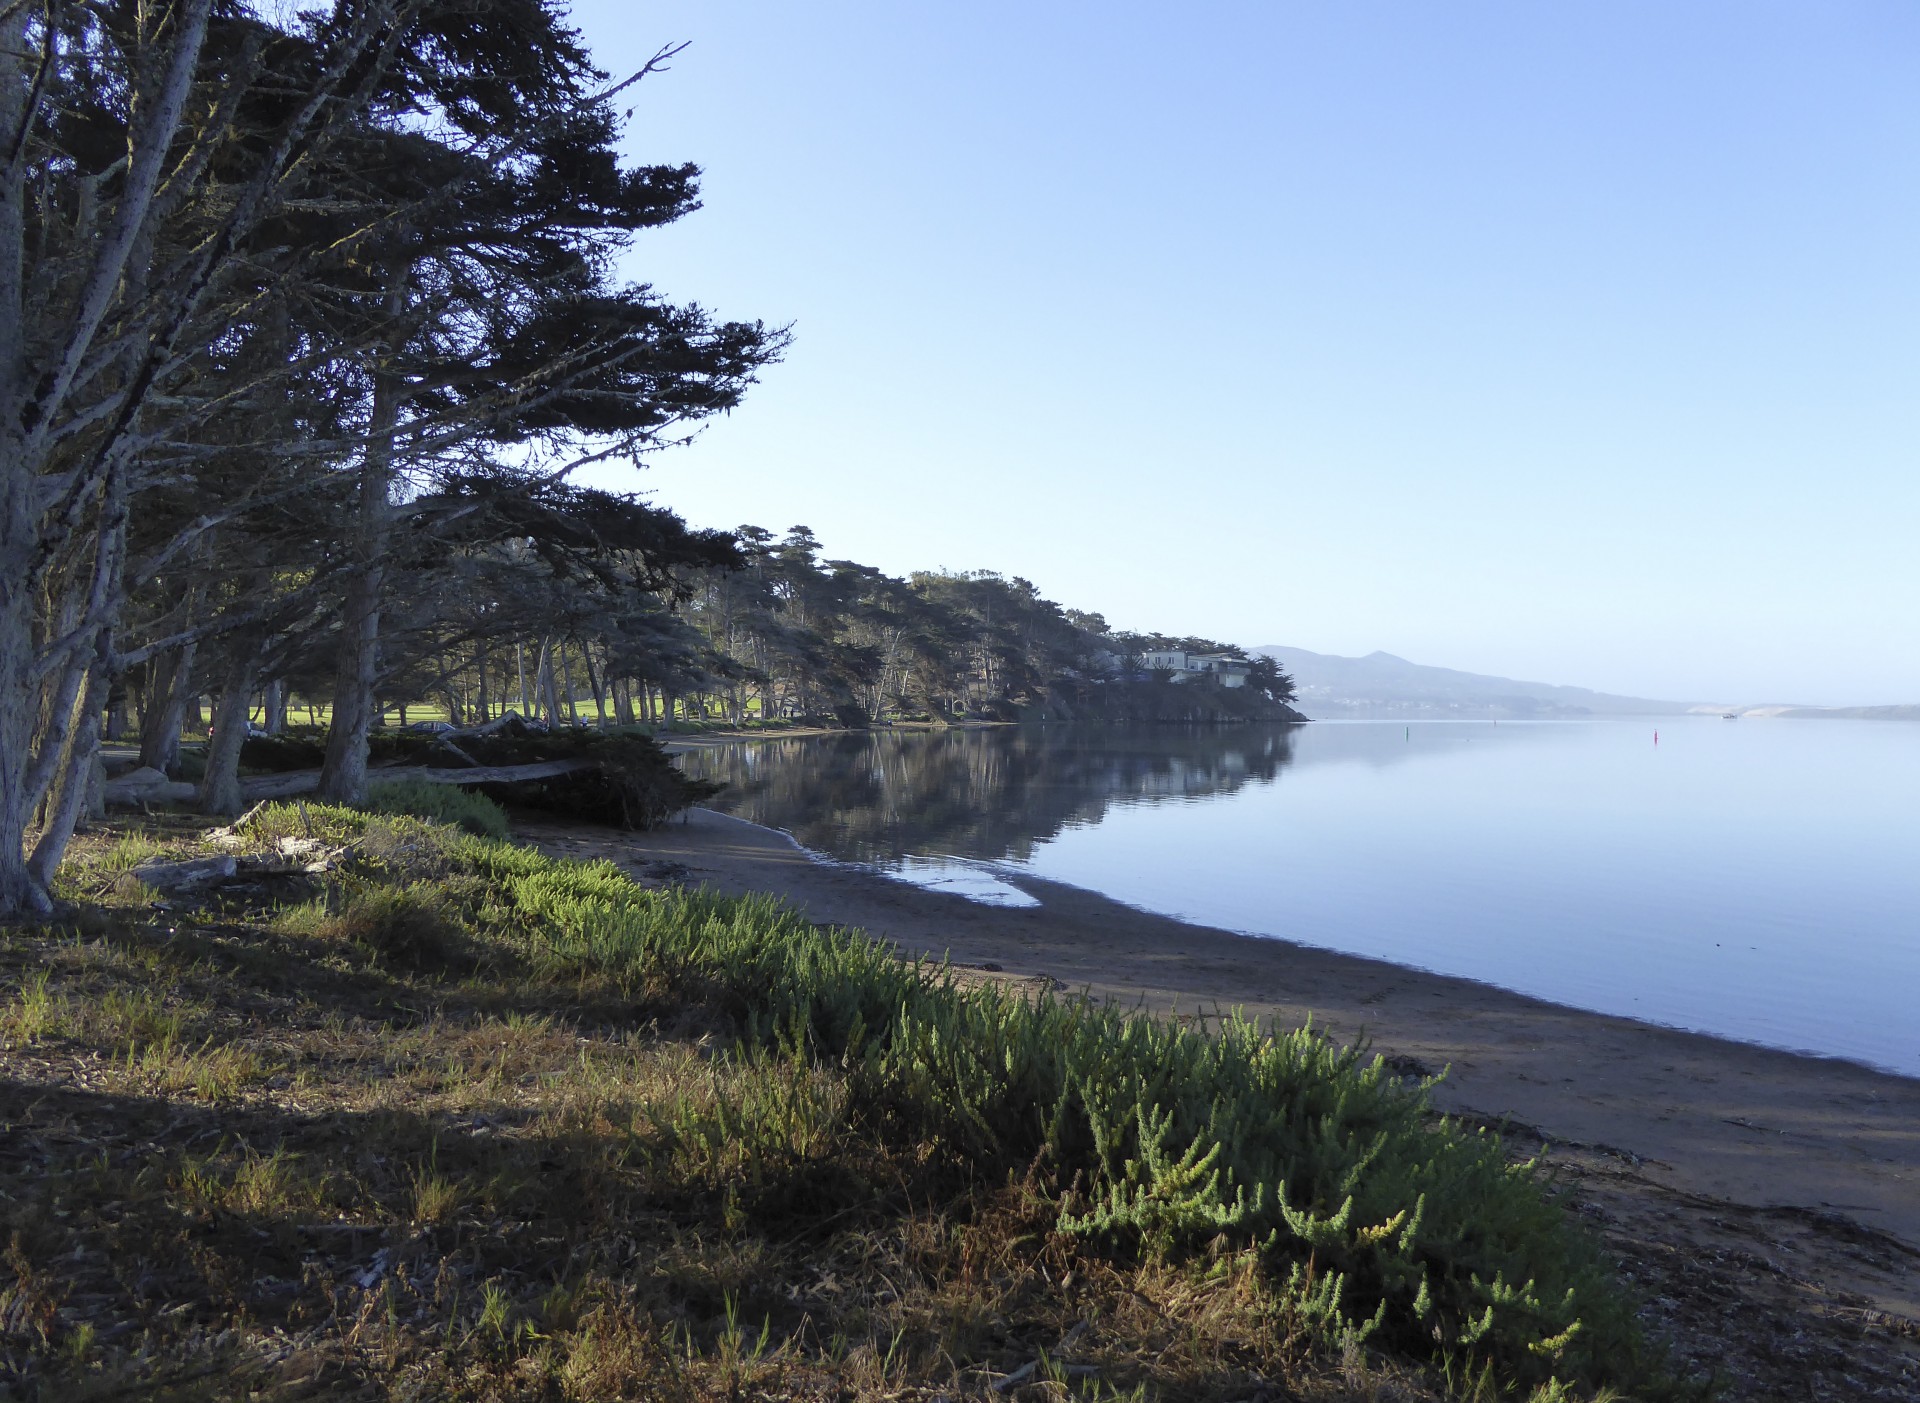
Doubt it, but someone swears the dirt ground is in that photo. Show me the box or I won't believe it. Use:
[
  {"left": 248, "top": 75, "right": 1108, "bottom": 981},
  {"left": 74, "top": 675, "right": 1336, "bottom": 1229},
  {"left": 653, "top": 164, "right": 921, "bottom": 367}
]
[{"left": 518, "top": 807, "right": 1920, "bottom": 1401}]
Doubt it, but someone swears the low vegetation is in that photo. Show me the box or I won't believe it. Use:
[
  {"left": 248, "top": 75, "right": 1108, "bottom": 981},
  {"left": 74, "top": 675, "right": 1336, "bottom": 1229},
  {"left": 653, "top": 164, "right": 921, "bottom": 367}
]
[
  {"left": 0, "top": 810, "right": 1693, "bottom": 1400},
  {"left": 364, "top": 780, "right": 512, "bottom": 841}
]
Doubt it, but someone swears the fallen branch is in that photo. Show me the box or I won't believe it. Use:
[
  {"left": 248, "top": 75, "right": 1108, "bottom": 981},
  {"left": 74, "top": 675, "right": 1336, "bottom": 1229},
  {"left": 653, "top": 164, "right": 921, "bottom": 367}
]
[
  {"left": 129, "top": 854, "right": 238, "bottom": 893},
  {"left": 101, "top": 767, "right": 198, "bottom": 805},
  {"left": 992, "top": 1321, "right": 1094, "bottom": 1393},
  {"left": 238, "top": 758, "right": 597, "bottom": 801},
  {"left": 435, "top": 736, "right": 482, "bottom": 767},
  {"left": 446, "top": 713, "right": 531, "bottom": 739},
  {"left": 104, "top": 758, "right": 597, "bottom": 807}
]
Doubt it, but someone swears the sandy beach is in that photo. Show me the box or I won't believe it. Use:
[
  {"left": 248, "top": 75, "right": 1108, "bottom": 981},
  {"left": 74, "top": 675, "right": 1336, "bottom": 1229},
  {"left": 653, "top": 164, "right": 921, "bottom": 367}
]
[{"left": 516, "top": 803, "right": 1920, "bottom": 1390}]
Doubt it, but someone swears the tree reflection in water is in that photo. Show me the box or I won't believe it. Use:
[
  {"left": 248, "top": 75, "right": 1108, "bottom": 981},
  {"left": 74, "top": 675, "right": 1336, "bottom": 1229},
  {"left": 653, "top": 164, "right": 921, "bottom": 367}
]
[{"left": 678, "top": 724, "right": 1302, "bottom": 866}]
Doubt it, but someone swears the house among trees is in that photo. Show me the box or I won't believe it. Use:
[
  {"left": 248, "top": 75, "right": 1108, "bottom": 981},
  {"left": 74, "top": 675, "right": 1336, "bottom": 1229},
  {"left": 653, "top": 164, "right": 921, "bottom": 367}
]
[{"left": 1141, "top": 650, "right": 1255, "bottom": 687}]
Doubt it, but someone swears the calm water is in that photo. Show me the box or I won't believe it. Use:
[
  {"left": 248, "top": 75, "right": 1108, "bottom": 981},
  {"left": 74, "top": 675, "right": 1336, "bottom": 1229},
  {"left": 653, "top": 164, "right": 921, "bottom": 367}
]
[{"left": 679, "top": 721, "right": 1920, "bottom": 1078}]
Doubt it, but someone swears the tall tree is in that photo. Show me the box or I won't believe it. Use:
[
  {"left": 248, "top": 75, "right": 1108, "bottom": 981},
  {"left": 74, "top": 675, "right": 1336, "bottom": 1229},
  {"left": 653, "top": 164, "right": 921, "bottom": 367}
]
[
  {"left": 0, "top": 0, "right": 394, "bottom": 913},
  {"left": 0, "top": 0, "right": 782, "bottom": 913},
  {"left": 310, "top": 16, "right": 781, "bottom": 801}
]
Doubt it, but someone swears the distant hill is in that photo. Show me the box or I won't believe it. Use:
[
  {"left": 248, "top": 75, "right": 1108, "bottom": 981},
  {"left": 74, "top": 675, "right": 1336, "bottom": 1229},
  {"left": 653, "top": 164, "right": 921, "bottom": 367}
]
[
  {"left": 1252, "top": 646, "right": 1692, "bottom": 719},
  {"left": 1746, "top": 703, "right": 1920, "bottom": 721}
]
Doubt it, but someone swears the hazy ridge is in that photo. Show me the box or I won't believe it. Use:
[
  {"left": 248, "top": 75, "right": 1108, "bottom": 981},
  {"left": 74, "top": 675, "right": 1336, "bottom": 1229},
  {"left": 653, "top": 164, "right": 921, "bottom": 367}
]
[
  {"left": 1253, "top": 646, "right": 1691, "bottom": 719},
  {"left": 1254, "top": 647, "right": 1920, "bottom": 720},
  {"left": 1744, "top": 703, "right": 1920, "bottom": 721}
]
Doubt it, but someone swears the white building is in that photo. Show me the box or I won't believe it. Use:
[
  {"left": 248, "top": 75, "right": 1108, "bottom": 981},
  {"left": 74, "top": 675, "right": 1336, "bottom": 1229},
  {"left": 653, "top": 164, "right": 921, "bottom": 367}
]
[{"left": 1139, "top": 650, "right": 1253, "bottom": 688}]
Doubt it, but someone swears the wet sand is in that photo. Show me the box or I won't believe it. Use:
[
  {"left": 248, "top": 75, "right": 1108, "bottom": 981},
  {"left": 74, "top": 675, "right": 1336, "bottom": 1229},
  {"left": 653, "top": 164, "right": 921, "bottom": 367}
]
[{"left": 517, "top": 806, "right": 1920, "bottom": 1335}]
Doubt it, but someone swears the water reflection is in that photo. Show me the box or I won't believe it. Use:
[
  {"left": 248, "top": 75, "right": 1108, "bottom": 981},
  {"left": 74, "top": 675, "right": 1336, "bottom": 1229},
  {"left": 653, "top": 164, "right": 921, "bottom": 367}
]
[
  {"left": 678, "top": 724, "right": 1304, "bottom": 865},
  {"left": 678, "top": 719, "right": 1920, "bottom": 1075}
]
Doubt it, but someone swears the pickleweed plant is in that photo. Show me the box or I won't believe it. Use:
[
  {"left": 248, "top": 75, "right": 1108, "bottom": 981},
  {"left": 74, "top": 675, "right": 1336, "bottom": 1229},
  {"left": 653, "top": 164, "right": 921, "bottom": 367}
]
[
  {"left": 366, "top": 779, "right": 510, "bottom": 840},
  {"left": 234, "top": 801, "right": 1677, "bottom": 1397}
]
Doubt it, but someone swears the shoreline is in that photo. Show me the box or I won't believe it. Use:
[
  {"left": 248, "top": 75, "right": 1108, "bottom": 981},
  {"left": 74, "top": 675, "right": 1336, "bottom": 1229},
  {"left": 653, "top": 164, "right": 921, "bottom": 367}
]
[{"left": 517, "top": 806, "right": 1920, "bottom": 1331}]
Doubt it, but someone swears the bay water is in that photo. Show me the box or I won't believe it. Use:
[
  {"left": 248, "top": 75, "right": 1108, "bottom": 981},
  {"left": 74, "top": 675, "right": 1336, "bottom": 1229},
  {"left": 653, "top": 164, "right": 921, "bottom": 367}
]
[{"left": 677, "top": 720, "right": 1920, "bottom": 1077}]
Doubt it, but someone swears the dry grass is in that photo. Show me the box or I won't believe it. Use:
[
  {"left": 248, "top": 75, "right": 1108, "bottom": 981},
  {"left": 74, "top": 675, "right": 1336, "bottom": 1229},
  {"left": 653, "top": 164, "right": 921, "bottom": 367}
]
[{"left": 0, "top": 813, "right": 1671, "bottom": 1402}]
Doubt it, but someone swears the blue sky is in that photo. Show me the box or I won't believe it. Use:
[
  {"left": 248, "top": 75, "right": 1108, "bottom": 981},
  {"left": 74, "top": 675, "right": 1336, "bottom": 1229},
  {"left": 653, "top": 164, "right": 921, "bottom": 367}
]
[{"left": 565, "top": 1, "right": 1919, "bottom": 705}]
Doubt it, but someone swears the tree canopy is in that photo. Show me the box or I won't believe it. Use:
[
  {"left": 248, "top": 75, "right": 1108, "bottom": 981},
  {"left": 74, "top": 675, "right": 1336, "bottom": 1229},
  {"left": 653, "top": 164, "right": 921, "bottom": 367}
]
[
  {"left": 0, "top": 0, "right": 782, "bottom": 912},
  {"left": 0, "top": 1, "right": 1290, "bottom": 917}
]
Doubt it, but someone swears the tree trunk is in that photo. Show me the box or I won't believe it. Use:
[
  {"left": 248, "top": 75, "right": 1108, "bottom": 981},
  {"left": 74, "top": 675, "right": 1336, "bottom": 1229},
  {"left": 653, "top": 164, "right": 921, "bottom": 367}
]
[
  {"left": 579, "top": 643, "right": 608, "bottom": 731},
  {"left": 316, "top": 264, "right": 406, "bottom": 806},
  {"left": 84, "top": 750, "right": 105, "bottom": 823},
  {"left": 537, "top": 639, "right": 561, "bottom": 726},
  {"left": 105, "top": 680, "right": 132, "bottom": 741},
  {"left": 28, "top": 445, "right": 131, "bottom": 886},
  {"left": 0, "top": 527, "right": 45, "bottom": 913},
  {"left": 198, "top": 655, "right": 257, "bottom": 815},
  {"left": 25, "top": 639, "right": 88, "bottom": 826},
  {"left": 0, "top": 0, "right": 40, "bottom": 916},
  {"left": 559, "top": 641, "right": 579, "bottom": 725},
  {"left": 262, "top": 678, "right": 286, "bottom": 734},
  {"left": 27, "top": 648, "right": 111, "bottom": 890},
  {"left": 0, "top": 0, "right": 219, "bottom": 917},
  {"left": 317, "top": 558, "right": 383, "bottom": 804}
]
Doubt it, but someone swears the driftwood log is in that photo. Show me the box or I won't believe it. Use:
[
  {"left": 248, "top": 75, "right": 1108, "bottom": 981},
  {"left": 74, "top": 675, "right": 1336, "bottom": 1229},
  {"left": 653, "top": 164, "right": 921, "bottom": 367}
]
[
  {"left": 103, "top": 758, "right": 596, "bottom": 808},
  {"left": 128, "top": 854, "right": 238, "bottom": 893},
  {"left": 103, "top": 766, "right": 197, "bottom": 805}
]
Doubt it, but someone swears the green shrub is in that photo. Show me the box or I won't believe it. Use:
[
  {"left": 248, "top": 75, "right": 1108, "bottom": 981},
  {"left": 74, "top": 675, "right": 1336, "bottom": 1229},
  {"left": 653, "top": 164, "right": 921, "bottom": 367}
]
[
  {"left": 245, "top": 802, "right": 1677, "bottom": 1397},
  {"left": 237, "top": 733, "right": 327, "bottom": 773},
  {"left": 276, "top": 885, "right": 469, "bottom": 971},
  {"left": 475, "top": 850, "right": 1669, "bottom": 1396},
  {"left": 365, "top": 779, "right": 510, "bottom": 839},
  {"left": 364, "top": 728, "right": 715, "bottom": 829}
]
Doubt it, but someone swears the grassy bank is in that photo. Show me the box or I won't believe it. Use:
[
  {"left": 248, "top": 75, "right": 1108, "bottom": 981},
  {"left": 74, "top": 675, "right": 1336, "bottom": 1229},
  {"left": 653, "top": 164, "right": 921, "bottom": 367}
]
[{"left": 0, "top": 807, "right": 1691, "bottom": 1400}]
